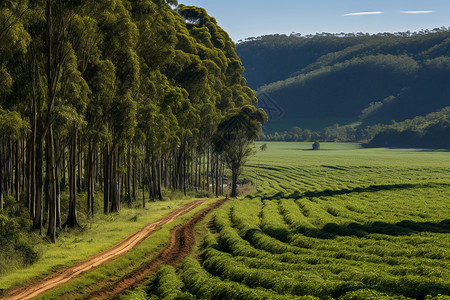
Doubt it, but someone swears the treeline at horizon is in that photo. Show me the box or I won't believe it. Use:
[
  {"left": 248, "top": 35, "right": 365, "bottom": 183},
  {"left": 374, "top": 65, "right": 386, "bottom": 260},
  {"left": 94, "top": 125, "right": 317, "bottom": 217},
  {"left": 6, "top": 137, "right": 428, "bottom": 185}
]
[
  {"left": 0, "top": 0, "right": 256, "bottom": 243},
  {"left": 239, "top": 26, "right": 450, "bottom": 43},
  {"left": 260, "top": 106, "right": 450, "bottom": 149}
]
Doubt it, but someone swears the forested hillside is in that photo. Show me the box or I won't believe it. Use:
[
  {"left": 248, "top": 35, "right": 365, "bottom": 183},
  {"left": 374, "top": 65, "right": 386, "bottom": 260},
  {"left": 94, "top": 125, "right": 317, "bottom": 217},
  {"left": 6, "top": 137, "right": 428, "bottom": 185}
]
[
  {"left": 237, "top": 30, "right": 450, "bottom": 134},
  {"left": 0, "top": 0, "right": 260, "bottom": 260}
]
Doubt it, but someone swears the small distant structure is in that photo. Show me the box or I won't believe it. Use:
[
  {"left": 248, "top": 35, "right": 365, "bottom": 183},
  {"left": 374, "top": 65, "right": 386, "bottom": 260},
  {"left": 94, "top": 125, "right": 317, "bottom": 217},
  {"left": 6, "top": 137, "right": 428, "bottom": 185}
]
[{"left": 312, "top": 141, "right": 320, "bottom": 150}]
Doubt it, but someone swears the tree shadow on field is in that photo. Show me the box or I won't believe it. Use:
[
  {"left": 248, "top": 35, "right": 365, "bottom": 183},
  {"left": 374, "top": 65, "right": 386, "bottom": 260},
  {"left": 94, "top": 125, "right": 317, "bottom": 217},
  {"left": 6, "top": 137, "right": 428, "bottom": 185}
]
[
  {"left": 331, "top": 281, "right": 450, "bottom": 300},
  {"left": 317, "top": 219, "right": 450, "bottom": 238},
  {"left": 256, "top": 182, "right": 450, "bottom": 201},
  {"left": 261, "top": 219, "right": 450, "bottom": 241}
]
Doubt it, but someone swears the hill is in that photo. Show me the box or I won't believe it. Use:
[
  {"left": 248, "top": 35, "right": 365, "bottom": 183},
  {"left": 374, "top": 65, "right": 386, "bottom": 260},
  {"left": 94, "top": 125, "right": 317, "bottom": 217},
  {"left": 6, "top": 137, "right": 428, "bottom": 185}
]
[{"left": 236, "top": 30, "right": 450, "bottom": 133}]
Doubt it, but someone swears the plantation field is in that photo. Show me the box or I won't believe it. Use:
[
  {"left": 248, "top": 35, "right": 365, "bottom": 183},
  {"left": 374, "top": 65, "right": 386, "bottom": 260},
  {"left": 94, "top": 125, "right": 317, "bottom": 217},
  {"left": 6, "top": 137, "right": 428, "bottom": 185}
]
[{"left": 145, "top": 142, "right": 450, "bottom": 300}]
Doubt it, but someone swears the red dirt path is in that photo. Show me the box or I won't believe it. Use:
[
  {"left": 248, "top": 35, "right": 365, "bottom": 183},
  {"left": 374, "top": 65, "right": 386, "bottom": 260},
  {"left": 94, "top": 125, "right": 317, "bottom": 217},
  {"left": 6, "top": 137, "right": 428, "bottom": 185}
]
[
  {"left": 87, "top": 198, "right": 229, "bottom": 299},
  {"left": 2, "top": 199, "right": 211, "bottom": 300}
]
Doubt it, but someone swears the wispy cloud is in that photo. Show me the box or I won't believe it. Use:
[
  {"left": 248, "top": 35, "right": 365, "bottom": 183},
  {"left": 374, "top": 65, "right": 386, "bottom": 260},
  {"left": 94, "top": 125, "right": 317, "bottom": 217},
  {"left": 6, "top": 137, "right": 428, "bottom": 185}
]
[
  {"left": 343, "top": 11, "right": 384, "bottom": 17},
  {"left": 400, "top": 10, "right": 433, "bottom": 14}
]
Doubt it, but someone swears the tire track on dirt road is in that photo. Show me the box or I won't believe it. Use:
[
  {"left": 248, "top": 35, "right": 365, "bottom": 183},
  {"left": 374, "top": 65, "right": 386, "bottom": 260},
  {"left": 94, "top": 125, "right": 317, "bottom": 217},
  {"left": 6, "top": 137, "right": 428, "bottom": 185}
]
[{"left": 87, "top": 198, "right": 229, "bottom": 299}]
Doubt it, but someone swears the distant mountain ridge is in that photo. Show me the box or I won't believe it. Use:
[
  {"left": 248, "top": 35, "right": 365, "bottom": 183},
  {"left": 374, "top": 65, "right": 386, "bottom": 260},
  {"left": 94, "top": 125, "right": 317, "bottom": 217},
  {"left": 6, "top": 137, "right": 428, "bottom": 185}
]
[{"left": 236, "top": 29, "right": 450, "bottom": 134}]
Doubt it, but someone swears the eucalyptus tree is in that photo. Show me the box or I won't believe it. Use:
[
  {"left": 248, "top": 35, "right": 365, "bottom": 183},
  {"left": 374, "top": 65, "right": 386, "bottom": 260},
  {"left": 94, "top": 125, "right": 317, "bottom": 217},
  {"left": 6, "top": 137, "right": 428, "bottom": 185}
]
[
  {"left": 58, "top": 49, "right": 90, "bottom": 229},
  {"left": 68, "top": 14, "right": 103, "bottom": 216},
  {"left": 83, "top": 59, "right": 116, "bottom": 214},
  {"left": 213, "top": 106, "right": 267, "bottom": 197},
  {"left": 83, "top": 0, "right": 139, "bottom": 214}
]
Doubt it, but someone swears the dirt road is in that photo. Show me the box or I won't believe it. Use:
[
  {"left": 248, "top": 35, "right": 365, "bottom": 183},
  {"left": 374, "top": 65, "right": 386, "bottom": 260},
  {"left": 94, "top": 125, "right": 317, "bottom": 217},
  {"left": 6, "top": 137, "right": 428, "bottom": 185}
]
[
  {"left": 87, "top": 198, "right": 229, "bottom": 299},
  {"left": 2, "top": 199, "right": 211, "bottom": 300}
]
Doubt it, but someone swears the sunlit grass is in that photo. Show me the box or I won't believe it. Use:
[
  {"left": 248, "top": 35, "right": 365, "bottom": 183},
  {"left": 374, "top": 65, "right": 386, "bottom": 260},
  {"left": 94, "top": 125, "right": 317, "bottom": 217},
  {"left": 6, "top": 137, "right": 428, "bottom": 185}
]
[{"left": 0, "top": 193, "right": 213, "bottom": 291}]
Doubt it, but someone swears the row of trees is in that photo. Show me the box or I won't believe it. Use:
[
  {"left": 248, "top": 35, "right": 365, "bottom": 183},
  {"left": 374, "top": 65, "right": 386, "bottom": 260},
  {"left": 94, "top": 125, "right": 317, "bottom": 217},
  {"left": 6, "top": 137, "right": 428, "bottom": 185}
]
[
  {"left": 0, "top": 0, "right": 263, "bottom": 242},
  {"left": 260, "top": 106, "right": 450, "bottom": 148},
  {"left": 239, "top": 27, "right": 450, "bottom": 44},
  {"left": 260, "top": 125, "right": 372, "bottom": 143}
]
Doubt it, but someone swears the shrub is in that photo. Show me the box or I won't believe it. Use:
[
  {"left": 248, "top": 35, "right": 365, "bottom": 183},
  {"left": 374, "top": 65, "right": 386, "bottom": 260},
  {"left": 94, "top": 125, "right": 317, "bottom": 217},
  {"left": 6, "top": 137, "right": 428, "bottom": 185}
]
[
  {"left": 15, "top": 239, "right": 39, "bottom": 265},
  {"left": 0, "top": 214, "right": 18, "bottom": 245}
]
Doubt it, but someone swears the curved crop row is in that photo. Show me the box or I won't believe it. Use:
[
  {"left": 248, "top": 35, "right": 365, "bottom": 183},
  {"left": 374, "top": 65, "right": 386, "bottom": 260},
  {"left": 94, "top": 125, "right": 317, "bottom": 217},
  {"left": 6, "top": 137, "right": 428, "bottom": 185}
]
[
  {"left": 151, "top": 265, "right": 186, "bottom": 299},
  {"left": 180, "top": 257, "right": 308, "bottom": 300}
]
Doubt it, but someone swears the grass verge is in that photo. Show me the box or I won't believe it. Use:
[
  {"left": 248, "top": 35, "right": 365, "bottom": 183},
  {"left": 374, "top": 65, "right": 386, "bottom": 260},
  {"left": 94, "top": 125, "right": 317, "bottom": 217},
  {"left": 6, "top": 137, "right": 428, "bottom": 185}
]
[{"left": 0, "top": 196, "right": 214, "bottom": 292}]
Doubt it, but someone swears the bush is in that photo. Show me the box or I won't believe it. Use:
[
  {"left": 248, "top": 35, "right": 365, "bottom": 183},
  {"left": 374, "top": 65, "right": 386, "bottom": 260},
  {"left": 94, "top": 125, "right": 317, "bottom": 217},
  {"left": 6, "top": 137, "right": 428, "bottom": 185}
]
[
  {"left": 0, "top": 197, "right": 39, "bottom": 275},
  {"left": 0, "top": 213, "right": 20, "bottom": 247},
  {"left": 15, "top": 239, "right": 39, "bottom": 265}
]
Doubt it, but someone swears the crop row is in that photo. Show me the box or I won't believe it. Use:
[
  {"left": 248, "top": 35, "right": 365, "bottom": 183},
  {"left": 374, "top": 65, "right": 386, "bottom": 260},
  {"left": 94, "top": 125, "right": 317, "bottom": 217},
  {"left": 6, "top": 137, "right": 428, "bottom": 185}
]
[
  {"left": 179, "top": 257, "right": 307, "bottom": 300},
  {"left": 206, "top": 199, "right": 450, "bottom": 299}
]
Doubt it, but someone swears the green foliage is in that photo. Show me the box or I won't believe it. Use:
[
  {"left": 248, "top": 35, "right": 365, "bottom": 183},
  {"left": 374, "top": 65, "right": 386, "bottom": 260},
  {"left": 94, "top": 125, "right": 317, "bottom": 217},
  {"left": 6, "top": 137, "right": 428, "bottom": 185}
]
[
  {"left": 121, "top": 288, "right": 148, "bottom": 300},
  {"left": 0, "top": 197, "right": 39, "bottom": 276},
  {"left": 312, "top": 141, "right": 320, "bottom": 150},
  {"left": 179, "top": 257, "right": 303, "bottom": 300},
  {"left": 339, "top": 289, "right": 413, "bottom": 299},
  {"left": 14, "top": 239, "right": 39, "bottom": 265},
  {"left": 213, "top": 105, "right": 267, "bottom": 196},
  {"left": 0, "top": 213, "right": 18, "bottom": 243},
  {"left": 150, "top": 265, "right": 185, "bottom": 299},
  {"left": 0, "top": 108, "right": 29, "bottom": 138}
]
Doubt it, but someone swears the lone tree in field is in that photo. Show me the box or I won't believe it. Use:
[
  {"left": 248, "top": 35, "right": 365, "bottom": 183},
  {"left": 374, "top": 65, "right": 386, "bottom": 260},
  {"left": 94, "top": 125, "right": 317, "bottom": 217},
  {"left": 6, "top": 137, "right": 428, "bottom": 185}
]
[
  {"left": 213, "top": 105, "right": 267, "bottom": 197},
  {"left": 313, "top": 141, "right": 320, "bottom": 150}
]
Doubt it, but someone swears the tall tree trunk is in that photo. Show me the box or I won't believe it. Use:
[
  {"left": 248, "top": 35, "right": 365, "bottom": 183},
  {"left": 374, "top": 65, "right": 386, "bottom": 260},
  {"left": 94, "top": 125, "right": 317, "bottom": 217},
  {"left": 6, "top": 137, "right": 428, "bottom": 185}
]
[
  {"left": 183, "top": 151, "right": 187, "bottom": 196},
  {"left": 46, "top": 126, "right": 56, "bottom": 242},
  {"left": 77, "top": 136, "right": 82, "bottom": 193},
  {"left": 231, "top": 168, "right": 238, "bottom": 198},
  {"left": 103, "top": 144, "right": 110, "bottom": 214},
  {"left": 61, "top": 147, "right": 66, "bottom": 188},
  {"left": 221, "top": 162, "right": 225, "bottom": 195},
  {"left": 86, "top": 141, "right": 95, "bottom": 216},
  {"left": 157, "top": 159, "right": 162, "bottom": 200},
  {"left": 110, "top": 144, "right": 119, "bottom": 212},
  {"left": 132, "top": 145, "right": 136, "bottom": 201},
  {"left": 55, "top": 154, "right": 61, "bottom": 230},
  {"left": 63, "top": 130, "right": 80, "bottom": 228},
  {"left": 91, "top": 145, "right": 96, "bottom": 216},
  {"left": 215, "top": 155, "right": 219, "bottom": 197},
  {"left": 28, "top": 133, "right": 35, "bottom": 218},
  {"left": 34, "top": 138, "right": 44, "bottom": 235},
  {"left": 15, "top": 140, "right": 20, "bottom": 201},
  {"left": 126, "top": 145, "right": 131, "bottom": 203},
  {"left": 0, "top": 140, "right": 3, "bottom": 210}
]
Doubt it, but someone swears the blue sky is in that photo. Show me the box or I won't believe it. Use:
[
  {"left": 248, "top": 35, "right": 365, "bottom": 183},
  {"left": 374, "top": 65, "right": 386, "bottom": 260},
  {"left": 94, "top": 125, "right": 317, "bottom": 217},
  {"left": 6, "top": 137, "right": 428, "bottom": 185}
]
[{"left": 179, "top": 0, "right": 450, "bottom": 41}]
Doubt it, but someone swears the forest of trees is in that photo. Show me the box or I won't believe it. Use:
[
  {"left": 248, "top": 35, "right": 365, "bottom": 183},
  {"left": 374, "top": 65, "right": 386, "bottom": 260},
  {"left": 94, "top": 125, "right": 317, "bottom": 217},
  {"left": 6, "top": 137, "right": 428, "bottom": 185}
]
[
  {"left": 237, "top": 31, "right": 450, "bottom": 135},
  {"left": 0, "top": 0, "right": 263, "bottom": 246}
]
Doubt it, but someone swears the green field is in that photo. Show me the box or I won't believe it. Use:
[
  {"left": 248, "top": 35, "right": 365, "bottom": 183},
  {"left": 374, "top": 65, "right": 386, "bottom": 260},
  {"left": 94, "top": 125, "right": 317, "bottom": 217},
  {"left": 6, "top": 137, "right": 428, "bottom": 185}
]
[{"left": 145, "top": 142, "right": 450, "bottom": 300}]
